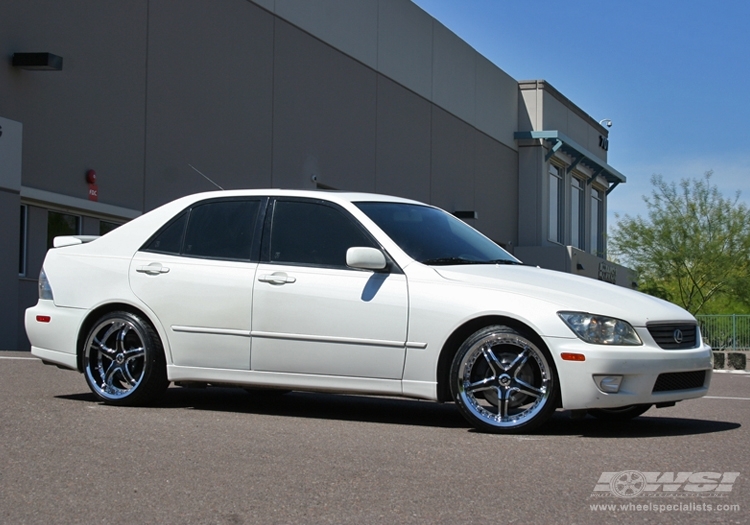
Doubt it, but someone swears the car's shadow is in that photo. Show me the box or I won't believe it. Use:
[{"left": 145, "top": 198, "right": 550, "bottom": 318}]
[
  {"left": 540, "top": 412, "right": 740, "bottom": 438},
  {"left": 58, "top": 387, "right": 741, "bottom": 437}
]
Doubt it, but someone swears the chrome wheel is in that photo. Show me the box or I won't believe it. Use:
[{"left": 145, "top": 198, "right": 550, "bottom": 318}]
[
  {"left": 451, "top": 325, "right": 558, "bottom": 433},
  {"left": 83, "top": 311, "right": 168, "bottom": 405}
]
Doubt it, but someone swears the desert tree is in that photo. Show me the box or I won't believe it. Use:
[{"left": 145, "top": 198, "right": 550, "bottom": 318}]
[{"left": 609, "top": 171, "right": 750, "bottom": 314}]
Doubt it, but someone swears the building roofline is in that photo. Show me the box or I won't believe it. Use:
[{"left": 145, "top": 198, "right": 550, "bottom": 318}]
[
  {"left": 514, "top": 130, "right": 626, "bottom": 191},
  {"left": 518, "top": 80, "right": 610, "bottom": 135}
]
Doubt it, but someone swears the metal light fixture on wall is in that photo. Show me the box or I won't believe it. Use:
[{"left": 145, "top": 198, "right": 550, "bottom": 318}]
[{"left": 12, "top": 52, "right": 63, "bottom": 71}]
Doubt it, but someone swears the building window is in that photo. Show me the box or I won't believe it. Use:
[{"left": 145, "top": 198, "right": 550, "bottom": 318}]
[
  {"left": 548, "top": 164, "right": 564, "bottom": 244},
  {"left": 19, "top": 205, "right": 27, "bottom": 276},
  {"left": 570, "top": 177, "right": 585, "bottom": 249},
  {"left": 47, "top": 211, "right": 80, "bottom": 249},
  {"left": 99, "top": 220, "right": 122, "bottom": 236},
  {"left": 591, "top": 189, "right": 604, "bottom": 256}
]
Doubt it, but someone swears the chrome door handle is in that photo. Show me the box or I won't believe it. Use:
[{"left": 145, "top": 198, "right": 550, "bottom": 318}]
[
  {"left": 136, "top": 263, "right": 170, "bottom": 275},
  {"left": 258, "top": 272, "right": 296, "bottom": 285}
]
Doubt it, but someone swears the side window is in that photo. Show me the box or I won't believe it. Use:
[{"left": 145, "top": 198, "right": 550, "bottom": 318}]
[
  {"left": 143, "top": 211, "right": 188, "bottom": 255},
  {"left": 142, "top": 199, "right": 260, "bottom": 261},
  {"left": 183, "top": 200, "right": 260, "bottom": 260},
  {"left": 269, "top": 200, "right": 376, "bottom": 268}
]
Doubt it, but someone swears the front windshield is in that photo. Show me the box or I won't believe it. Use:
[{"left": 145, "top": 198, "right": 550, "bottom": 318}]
[{"left": 355, "top": 202, "right": 520, "bottom": 266}]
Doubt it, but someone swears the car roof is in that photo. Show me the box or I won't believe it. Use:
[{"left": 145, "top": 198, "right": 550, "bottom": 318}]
[{"left": 171, "top": 188, "right": 424, "bottom": 206}]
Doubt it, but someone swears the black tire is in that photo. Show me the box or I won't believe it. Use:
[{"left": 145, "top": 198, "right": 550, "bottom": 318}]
[
  {"left": 450, "top": 325, "right": 559, "bottom": 434},
  {"left": 83, "top": 311, "right": 169, "bottom": 405},
  {"left": 588, "top": 404, "right": 652, "bottom": 421}
]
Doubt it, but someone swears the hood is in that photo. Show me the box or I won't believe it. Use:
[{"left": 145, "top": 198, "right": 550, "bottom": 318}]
[{"left": 432, "top": 264, "right": 694, "bottom": 327}]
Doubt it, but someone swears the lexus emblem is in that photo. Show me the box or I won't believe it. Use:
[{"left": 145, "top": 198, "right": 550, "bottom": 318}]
[{"left": 673, "top": 329, "right": 684, "bottom": 344}]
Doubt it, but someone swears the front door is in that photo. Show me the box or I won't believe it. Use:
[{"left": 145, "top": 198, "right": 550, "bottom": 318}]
[{"left": 250, "top": 199, "right": 408, "bottom": 379}]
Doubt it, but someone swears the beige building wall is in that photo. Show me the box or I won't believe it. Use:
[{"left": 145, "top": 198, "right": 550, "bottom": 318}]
[{"left": 517, "top": 80, "right": 615, "bottom": 255}]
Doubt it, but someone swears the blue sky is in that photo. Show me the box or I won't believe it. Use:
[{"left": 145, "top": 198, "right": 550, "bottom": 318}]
[{"left": 411, "top": 0, "right": 750, "bottom": 226}]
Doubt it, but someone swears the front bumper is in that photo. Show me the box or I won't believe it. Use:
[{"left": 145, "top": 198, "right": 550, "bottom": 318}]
[{"left": 547, "top": 337, "right": 713, "bottom": 410}]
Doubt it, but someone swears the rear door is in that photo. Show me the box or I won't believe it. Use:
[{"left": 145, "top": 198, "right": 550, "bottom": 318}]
[{"left": 130, "top": 197, "right": 263, "bottom": 370}]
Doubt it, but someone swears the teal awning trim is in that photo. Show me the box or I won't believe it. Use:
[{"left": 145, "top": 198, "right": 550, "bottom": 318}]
[{"left": 514, "top": 130, "right": 626, "bottom": 186}]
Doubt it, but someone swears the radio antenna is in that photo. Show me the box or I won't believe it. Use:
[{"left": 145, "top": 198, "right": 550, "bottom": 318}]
[{"left": 188, "top": 163, "right": 224, "bottom": 190}]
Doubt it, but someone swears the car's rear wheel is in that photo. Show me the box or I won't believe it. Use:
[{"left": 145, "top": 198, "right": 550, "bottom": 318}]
[
  {"left": 450, "top": 325, "right": 558, "bottom": 433},
  {"left": 83, "top": 311, "right": 168, "bottom": 405},
  {"left": 588, "top": 404, "right": 651, "bottom": 421}
]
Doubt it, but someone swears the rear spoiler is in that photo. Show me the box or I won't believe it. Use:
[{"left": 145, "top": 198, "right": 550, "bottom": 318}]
[{"left": 53, "top": 235, "right": 100, "bottom": 248}]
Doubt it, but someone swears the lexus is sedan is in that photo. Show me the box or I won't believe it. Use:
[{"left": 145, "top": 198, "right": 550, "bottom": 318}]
[{"left": 26, "top": 190, "right": 712, "bottom": 433}]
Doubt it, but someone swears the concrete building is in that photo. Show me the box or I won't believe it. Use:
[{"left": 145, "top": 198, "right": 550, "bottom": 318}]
[{"left": 0, "top": 0, "right": 633, "bottom": 350}]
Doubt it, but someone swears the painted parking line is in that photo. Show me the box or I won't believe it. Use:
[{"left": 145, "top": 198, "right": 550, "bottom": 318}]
[
  {"left": 703, "top": 396, "right": 750, "bottom": 401},
  {"left": 0, "top": 356, "right": 36, "bottom": 360}
]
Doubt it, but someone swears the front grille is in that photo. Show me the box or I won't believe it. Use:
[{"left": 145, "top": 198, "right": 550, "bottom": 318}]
[
  {"left": 647, "top": 323, "right": 698, "bottom": 349},
  {"left": 652, "top": 370, "right": 706, "bottom": 392}
]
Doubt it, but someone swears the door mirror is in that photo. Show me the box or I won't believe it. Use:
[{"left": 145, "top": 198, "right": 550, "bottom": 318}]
[{"left": 346, "top": 247, "right": 387, "bottom": 271}]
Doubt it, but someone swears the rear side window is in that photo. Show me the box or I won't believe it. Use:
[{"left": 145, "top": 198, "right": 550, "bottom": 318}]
[
  {"left": 144, "top": 212, "right": 187, "bottom": 255},
  {"left": 268, "top": 200, "right": 376, "bottom": 268},
  {"left": 143, "top": 199, "right": 261, "bottom": 261},
  {"left": 184, "top": 200, "right": 260, "bottom": 260}
]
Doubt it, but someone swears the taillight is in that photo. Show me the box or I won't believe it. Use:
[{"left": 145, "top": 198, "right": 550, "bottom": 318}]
[{"left": 39, "top": 269, "right": 54, "bottom": 300}]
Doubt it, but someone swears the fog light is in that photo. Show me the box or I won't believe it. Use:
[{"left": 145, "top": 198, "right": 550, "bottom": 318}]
[{"left": 593, "top": 375, "right": 623, "bottom": 393}]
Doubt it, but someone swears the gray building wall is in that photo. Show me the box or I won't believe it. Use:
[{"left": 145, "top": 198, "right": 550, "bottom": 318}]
[
  {"left": 1, "top": 0, "right": 524, "bottom": 349},
  {"left": 0, "top": 117, "right": 22, "bottom": 350},
  {"left": 1, "top": 0, "right": 625, "bottom": 350},
  {"left": 261, "top": 0, "right": 519, "bottom": 149},
  {"left": 2, "top": 1, "right": 148, "bottom": 211},
  {"left": 145, "top": 0, "right": 275, "bottom": 206}
]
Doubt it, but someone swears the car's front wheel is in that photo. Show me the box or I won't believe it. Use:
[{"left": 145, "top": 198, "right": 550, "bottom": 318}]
[
  {"left": 83, "top": 311, "right": 168, "bottom": 405},
  {"left": 588, "top": 404, "right": 651, "bottom": 421},
  {"left": 450, "top": 325, "right": 558, "bottom": 433}
]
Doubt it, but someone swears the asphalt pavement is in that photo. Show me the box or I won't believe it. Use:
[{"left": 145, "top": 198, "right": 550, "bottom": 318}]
[{"left": 0, "top": 351, "right": 747, "bottom": 525}]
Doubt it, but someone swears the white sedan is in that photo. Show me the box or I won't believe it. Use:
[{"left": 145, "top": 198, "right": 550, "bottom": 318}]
[{"left": 26, "top": 190, "right": 712, "bottom": 433}]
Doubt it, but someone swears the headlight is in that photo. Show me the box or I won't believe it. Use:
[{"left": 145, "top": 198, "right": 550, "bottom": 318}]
[
  {"left": 39, "top": 269, "right": 54, "bottom": 300},
  {"left": 558, "top": 312, "right": 642, "bottom": 346}
]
